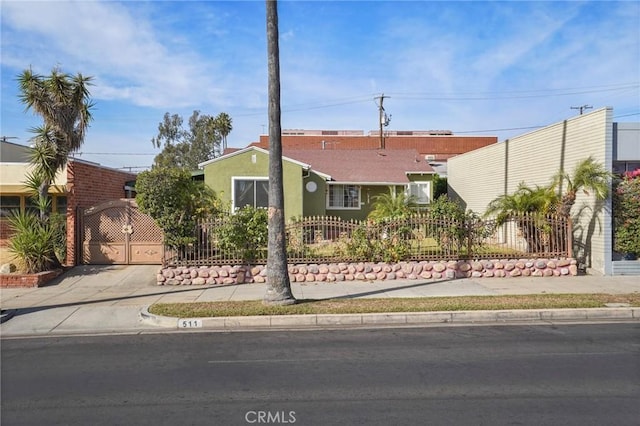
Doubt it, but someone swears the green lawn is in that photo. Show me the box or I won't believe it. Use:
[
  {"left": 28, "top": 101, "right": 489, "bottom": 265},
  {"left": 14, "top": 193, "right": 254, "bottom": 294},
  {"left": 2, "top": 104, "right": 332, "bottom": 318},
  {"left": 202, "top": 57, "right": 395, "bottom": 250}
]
[{"left": 149, "top": 293, "right": 640, "bottom": 318}]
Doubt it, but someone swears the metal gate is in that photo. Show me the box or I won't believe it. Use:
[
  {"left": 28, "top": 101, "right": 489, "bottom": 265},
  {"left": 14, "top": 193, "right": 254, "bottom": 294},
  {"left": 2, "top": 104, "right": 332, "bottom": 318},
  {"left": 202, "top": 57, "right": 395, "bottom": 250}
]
[{"left": 80, "top": 199, "right": 163, "bottom": 264}]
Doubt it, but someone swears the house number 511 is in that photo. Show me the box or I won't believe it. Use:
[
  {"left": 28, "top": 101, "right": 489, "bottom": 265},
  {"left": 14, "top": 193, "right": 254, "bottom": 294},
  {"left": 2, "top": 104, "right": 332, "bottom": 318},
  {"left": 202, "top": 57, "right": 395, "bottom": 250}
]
[{"left": 179, "top": 319, "right": 203, "bottom": 328}]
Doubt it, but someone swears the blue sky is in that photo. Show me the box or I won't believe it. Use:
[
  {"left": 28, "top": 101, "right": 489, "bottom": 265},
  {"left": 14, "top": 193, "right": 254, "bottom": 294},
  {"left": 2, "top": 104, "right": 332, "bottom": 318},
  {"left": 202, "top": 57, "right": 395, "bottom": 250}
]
[{"left": 1, "top": 0, "right": 639, "bottom": 171}]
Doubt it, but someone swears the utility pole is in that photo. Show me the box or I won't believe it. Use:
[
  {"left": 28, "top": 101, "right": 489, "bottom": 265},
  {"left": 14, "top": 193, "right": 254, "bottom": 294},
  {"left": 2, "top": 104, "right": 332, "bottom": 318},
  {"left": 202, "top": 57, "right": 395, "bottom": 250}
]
[
  {"left": 571, "top": 105, "right": 592, "bottom": 115},
  {"left": 375, "top": 94, "right": 391, "bottom": 149}
]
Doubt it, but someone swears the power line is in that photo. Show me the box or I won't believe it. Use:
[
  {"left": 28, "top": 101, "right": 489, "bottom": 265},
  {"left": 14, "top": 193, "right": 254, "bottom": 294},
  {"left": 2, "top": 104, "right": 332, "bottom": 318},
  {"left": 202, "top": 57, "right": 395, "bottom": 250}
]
[
  {"left": 454, "top": 125, "right": 545, "bottom": 134},
  {"left": 75, "top": 152, "right": 155, "bottom": 156},
  {"left": 571, "top": 105, "right": 593, "bottom": 115}
]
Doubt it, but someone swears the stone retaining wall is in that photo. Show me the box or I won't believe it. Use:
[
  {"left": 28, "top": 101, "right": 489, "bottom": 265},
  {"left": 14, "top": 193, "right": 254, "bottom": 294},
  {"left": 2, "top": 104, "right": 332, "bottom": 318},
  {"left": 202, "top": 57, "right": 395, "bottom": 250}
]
[{"left": 157, "top": 258, "right": 578, "bottom": 285}]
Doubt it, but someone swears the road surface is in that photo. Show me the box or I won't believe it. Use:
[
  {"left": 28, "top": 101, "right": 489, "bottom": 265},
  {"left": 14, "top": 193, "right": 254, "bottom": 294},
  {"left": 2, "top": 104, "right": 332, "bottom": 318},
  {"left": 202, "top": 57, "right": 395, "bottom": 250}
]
[{"left": 2, "top": 323, "right": 639, "bottom": 425}]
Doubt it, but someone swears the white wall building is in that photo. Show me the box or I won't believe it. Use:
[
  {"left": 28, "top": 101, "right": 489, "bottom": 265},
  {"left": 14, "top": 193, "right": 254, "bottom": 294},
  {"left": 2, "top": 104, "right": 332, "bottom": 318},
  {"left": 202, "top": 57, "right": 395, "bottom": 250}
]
[{"left": 448, "top": 107, "right": 640, "bottom": 276}]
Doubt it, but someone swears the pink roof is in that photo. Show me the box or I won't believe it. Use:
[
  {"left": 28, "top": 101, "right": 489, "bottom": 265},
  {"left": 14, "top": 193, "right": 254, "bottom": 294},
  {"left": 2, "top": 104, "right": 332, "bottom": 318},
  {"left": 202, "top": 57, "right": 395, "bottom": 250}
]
[{"left": 283, "top": 149, "right": 434, "bottom": 183}]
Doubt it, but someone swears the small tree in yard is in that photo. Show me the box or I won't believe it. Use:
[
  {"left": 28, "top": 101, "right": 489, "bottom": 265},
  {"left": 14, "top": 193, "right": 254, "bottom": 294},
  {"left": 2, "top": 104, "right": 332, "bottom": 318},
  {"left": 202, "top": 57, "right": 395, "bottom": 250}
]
[
  {"left": 552, "top": 156, "right": 612, "bottom": 218},
  {"left": 8, "top": 67, "right": 92, "bottom": 272},
  {"left": 368, "top": 187, "right": 418, "bottom": 221},
  {"left": 135, "top": 167, "right": 220, "bottom": 249},
  {"left": 18, "top": 67, "right": 93, "bottom": 220}
]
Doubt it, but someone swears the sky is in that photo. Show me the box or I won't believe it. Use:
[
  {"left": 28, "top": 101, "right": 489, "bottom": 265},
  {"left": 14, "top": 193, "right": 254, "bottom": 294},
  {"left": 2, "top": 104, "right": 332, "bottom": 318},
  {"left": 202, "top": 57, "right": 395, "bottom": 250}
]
[{"left": 1, "top": 0, "right": 639, "bottom": 171}]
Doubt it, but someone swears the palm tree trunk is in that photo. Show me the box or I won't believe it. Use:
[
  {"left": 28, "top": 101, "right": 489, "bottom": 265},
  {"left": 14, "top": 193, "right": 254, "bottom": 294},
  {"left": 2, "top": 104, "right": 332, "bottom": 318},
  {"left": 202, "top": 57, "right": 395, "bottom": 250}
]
[
  {"left": 559, "top": 192, "right": 576, "bottom": 218},
  {"left": 264, "top": 0, "right": 295, "bottom": 306}
]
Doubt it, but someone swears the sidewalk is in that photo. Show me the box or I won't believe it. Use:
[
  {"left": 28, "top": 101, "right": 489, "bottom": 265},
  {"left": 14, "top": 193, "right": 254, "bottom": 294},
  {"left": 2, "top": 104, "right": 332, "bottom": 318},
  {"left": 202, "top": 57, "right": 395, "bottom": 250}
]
[{"left": 1, "top": 265, "right": 639, "bottom": 337}]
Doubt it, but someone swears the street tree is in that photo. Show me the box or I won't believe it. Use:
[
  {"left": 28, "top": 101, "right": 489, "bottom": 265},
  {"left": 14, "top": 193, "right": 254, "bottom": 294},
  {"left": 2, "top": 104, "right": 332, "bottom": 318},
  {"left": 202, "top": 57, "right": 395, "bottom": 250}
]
[{"left": 264, "top": 0, "right": 295, "bottom": 306}]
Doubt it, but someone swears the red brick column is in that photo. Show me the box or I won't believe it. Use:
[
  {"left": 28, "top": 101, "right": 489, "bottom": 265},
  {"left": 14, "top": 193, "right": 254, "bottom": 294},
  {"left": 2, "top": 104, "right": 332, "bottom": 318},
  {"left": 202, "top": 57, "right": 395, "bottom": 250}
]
[{"left": 65, "top": 160, "right": 136, "bottom": 266}]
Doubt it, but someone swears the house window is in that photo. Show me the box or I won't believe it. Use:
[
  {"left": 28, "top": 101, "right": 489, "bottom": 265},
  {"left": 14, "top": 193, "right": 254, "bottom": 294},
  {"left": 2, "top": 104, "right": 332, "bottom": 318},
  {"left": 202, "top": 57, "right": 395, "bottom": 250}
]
[
  {"left": 407, "top": 182, "right": 431, "bottom": 204},
  {"left": 0, "top": 196, "right": 20, "bottom": 218},
  {"left": 233, "top": 178, "right": 269, "bottom": 210},
  {"left": 327, "top": 184, "right": 360, "bottom": 209},
  {"left": 55, "top": 196, "right": 67, "bottom": 215}
]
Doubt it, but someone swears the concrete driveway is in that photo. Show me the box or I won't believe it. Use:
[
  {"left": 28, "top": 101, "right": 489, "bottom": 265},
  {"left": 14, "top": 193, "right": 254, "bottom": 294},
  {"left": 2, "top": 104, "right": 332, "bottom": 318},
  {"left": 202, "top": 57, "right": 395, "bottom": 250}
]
[{"left": 0, "top": 265, "right": 163, "bottom": 310}]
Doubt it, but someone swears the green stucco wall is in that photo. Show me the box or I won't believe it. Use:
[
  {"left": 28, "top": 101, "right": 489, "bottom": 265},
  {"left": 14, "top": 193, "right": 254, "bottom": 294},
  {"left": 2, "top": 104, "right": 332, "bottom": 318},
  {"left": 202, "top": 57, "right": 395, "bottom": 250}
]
[
  {"left": 203, "top": 149, "right": 434, "bottom": 223},
  {"left": 202, "top": 149, "right": 304, "bottom": 218},
  {"left": 301, "top": 172, "right": 326, "bottom": 218}
]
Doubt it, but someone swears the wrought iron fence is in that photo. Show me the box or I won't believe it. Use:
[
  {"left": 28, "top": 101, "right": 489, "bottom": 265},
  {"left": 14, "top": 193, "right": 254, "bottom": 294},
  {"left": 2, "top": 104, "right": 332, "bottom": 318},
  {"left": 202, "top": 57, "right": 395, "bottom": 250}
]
[{"left": 164, "top": 213, "right": 571, "bottom": 267}]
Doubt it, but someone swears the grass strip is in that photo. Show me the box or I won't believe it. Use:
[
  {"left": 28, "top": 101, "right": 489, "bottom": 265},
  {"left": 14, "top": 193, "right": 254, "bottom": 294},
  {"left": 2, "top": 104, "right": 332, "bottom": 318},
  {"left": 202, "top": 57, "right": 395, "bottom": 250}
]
[{"left": 148, "top": 293, "right": 640, "bottom": 318}]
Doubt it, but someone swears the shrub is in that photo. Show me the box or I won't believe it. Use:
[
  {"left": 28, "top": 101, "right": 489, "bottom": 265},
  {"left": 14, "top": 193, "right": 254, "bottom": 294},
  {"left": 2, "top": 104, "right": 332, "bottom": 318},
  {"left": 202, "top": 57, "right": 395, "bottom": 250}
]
[
  {"left": 214, "top": 207, "right": 268, "bottom": 263},
  {"left": 613, "top": 170, "right": 640, "bottom": 255},
  {"left": 341, "top": 219, "right": 411, "bottom": 262},
  {"left": 6, "top": 211, "right": 61, "bottom": 273},
  {"left": 136, "top": 166, "right": 221, "bottom": 249}
]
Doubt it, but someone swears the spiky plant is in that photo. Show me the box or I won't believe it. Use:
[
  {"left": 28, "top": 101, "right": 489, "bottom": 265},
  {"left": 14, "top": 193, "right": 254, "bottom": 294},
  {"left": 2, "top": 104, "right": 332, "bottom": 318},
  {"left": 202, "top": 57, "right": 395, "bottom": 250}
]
[{"left": 368, "top": 187, "right": 419, "bottom": 221}]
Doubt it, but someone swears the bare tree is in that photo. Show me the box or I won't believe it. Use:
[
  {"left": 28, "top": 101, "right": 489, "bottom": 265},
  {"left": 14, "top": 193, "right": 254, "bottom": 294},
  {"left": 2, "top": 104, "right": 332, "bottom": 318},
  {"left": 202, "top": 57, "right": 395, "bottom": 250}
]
[{"left": 264, "top": 0, "right": 295, "bottom": 306}]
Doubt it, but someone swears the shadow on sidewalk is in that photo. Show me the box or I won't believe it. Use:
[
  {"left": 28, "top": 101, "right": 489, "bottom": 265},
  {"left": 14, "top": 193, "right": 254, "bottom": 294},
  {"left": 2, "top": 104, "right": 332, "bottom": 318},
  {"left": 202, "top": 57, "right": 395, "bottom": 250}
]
[
  {"left": 5, "top": 278, "right": 456, "bottom": 318},
  {"left": 308, "top": 278, "right": 452, "bottom": 302},
  {"left": 5, "top": 284, "right": 224, "bottom": 318}
]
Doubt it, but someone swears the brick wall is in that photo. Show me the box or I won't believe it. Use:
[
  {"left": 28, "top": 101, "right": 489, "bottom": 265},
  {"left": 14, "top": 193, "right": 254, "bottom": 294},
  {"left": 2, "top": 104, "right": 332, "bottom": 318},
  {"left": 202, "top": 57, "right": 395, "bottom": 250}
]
[
  {"left": 0, "top": 269, "right": 63, "bottom": 288},
  {"left": 0, "top": 220, "right": 11, "bottom": 247},
  {"left": 66, "top": 160, "right": 136, "bottom": 266}
]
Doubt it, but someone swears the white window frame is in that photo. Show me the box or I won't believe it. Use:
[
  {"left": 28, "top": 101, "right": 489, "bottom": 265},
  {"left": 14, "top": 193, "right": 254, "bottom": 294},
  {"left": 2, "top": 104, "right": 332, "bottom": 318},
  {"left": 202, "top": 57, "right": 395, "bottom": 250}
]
[
  {"left": 326, "top": 184, "right": 361, "bottom": 210},
  {"left": 407, "top": 181, "right": 431, "bottom": 204},
  {"left": 231, "top": 177, "right": 269, "bottom": 211}
]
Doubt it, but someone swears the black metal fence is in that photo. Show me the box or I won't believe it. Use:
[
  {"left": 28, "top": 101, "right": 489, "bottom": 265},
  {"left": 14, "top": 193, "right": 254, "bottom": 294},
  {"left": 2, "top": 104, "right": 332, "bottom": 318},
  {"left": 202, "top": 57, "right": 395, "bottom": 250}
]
[{"left": 164, "top": 213, "right": 571, "bottom": 267}]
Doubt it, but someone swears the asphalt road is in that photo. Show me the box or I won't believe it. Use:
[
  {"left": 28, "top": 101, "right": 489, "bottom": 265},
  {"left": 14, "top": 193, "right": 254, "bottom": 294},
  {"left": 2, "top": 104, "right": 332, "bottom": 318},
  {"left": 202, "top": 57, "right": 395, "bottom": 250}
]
[{"left": 2, "top": 323, "right": 639, "bottom": 426}]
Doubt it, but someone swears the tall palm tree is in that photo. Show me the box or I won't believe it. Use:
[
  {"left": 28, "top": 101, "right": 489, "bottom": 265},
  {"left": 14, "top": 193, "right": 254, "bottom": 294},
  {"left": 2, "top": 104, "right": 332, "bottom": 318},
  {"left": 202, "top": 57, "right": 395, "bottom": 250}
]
[
  {"left": 552, "top": 156, "right": 612, "bottom": 218},
  {"left": 215, "top": 112, "right": 233, "bottom": 152},
  {"left": 18, "top": 67, "right": 94, "bottom": 218},
  {"left": 264, "top": 0, "right": 295, "bottom": 306}
]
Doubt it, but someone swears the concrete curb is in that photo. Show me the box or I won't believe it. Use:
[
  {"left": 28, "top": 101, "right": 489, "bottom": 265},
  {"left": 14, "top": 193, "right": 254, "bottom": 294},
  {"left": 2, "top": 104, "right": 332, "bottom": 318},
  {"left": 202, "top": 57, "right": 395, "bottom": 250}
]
[{"left": 139, "top": 306, "right": 640, "bottom": 330}]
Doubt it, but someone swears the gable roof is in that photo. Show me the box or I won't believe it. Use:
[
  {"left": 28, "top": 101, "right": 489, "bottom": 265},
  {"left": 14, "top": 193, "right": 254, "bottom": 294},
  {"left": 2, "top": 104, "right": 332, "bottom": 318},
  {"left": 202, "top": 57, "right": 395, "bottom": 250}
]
[
  {"left": 199, "top": 146, "right": 312, "bottom": 170},
  {"left": 283, "top": 149, "right": 434, "bottom": 184},
  {"left": 200, "top": 146, "right": 434, "bottom": 185}
]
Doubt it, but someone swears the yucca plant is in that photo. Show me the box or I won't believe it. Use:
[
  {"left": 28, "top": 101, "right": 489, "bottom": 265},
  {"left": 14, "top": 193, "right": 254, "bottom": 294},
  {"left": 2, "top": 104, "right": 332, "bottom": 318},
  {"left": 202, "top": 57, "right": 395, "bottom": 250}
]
[{"left": 6, "top": 211, "right": 60, "bottom": 273}]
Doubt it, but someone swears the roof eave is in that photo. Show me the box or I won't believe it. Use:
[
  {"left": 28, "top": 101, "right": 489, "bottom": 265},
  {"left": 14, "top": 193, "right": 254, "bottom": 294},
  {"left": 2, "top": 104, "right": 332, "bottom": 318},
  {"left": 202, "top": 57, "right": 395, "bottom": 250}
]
[{"left": 326, "top": 181, "right": 411, "bottom": 186}]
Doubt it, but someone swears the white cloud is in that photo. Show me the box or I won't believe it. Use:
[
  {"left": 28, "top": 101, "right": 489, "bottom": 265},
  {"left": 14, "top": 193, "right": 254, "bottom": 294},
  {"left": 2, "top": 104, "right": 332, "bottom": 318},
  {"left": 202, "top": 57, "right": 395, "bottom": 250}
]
[
  {"left": 1, "top": 0, "right": 637, "bottom": 169},
  {"left": 1, "top": 1, "right": 231, "bottom": 109}
]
